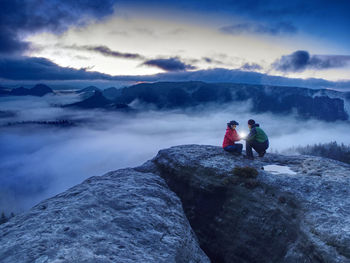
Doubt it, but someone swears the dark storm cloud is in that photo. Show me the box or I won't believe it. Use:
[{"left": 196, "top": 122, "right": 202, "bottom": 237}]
[
  {"left": 273, "top": 50, "right": 310, "bottom": 72},
  {"left": 2, "top": 56, "right": 350, "bottom": 90},
  {"left": 220, "top": 22, "right": 297, "bottom": 36},
  {"left": 0, "top": 0, "right": 117, "bottom": 54},
  {"left": 142, "top": 57, "right": 196, "bottom": 71},
  {"left": 309, "top": 55, "right": 350, "bottom": 69},
  {"left": 273, "top": 50, "right": 350, "bottom": 72},
  {"left": 240, "top": 63, "right": 263, "bottom": 71},
  {"left": 66, "top": 45, "right": 145, "bottom": 60},
  {"left": 0, "top": 56, "right": 113, "bottom": 80},
  {"left": 202, "top": 57, "right": 224, "bottom": 65}
]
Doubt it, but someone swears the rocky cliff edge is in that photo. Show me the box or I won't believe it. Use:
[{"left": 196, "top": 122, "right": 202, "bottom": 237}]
[{"left": 1, "top": 145, "right": 350, "bottom": 263}]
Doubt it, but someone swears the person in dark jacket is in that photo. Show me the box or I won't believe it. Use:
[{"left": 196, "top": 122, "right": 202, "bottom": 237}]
[
  {"left": 245, "top": 119, "right": 269, "bottom": 159},
  {"left": 223, "top": 120, "right": 243, "bottom": 155}
]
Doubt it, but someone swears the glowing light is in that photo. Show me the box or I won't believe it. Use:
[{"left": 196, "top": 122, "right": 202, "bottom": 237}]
[{"left": 239, "top": 131, "right": 247, "bottom": 139}]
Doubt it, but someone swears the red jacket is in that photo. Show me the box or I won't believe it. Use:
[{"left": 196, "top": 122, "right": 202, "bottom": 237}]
[{"left": 222, "top": 128, "right": 240, "bottom": 148}]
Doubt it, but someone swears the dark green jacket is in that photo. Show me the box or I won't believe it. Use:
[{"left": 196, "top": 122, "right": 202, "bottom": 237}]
[{"left": 246, "top": 124, "right": 268, "bottom": 143}]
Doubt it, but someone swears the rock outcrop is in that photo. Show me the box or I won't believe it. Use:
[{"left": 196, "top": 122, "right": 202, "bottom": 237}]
[
  {"left": 1, "top": 144, "right": 350, "bottom": 263},
  {"left": 0, "top": 168, "right": 209, "bottom": 263},
  {"left": 138, "top": 145, "right": 350, "bottom": 263}
]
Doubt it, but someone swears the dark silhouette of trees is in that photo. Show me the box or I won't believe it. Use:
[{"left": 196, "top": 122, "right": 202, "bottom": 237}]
[
  {"left": 0, "top": 211, "right": 15, "bottom": 225},
  {"left": 293, "top": 141, "right": 350, "bottom": 164}
]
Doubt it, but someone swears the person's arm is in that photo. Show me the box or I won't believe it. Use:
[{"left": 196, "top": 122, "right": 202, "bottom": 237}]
[
  {"left": 232, "top": 130, "right": 240, "bottom": 142},
  {"left": 246, "top": 128, "right": 257, "bottom": 142},
  {"left": 223, "top": 129, "right": 232, "bottom": 146}
]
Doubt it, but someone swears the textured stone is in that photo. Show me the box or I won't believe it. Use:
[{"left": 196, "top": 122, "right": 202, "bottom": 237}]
[
  {"left": 137, "top": 144, "right": 350, "bottom": 263},
  {"left": 2, "top": 144, "right": 350, "bottom": 263},
  {"left": 0, "top": 168, "right": 209, "bottom": 263}
]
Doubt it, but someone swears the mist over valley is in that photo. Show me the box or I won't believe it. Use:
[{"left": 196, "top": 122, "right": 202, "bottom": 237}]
[{"left": 1, "top": 81, "right": 350, "bottom": 214}]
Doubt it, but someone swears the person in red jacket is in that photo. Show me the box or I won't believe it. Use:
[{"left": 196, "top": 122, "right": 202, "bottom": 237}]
[{"left": 222, "top": 120, "right": 243, "bottom": 155}]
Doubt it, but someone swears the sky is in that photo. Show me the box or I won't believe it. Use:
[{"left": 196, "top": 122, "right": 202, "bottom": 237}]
[{"left": 0, "top": 0, "right": 350, "bottom": 84}]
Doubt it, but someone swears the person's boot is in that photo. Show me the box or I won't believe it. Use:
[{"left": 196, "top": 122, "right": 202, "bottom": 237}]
[
  {"left": 244, "top": 155, "right": 254, "bottom": 160},
  {"left": 258, "top": 150, "right": 266, "bottom": 157}
]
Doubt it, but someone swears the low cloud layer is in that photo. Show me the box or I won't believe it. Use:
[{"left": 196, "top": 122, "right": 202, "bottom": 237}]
[
  {"left": 220, "top": 22, "right": 297, "bottom": 36},
  {"left": 1, "top": 94, "right": 350, "bottom": 215},
  {"left": 2, "top": 56, "right": 350, "bottom": 91},
  {"left": 142, "top": 57, "right": 196, "bottom": 71},
  {"left": 0, "top": 56, "right": 113, "bottom": 80},
  {"left": 240, "top": 63, "right": 263, "bottom": 71},
  {"left": 66, "top": 45, "right": 145, "bottom": 60},
  {"left": 273, "top": 50, "right": 350, "bottom": 72}
]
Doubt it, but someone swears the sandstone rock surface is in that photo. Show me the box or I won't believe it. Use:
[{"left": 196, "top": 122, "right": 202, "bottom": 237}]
[
  {"left": 2, "top": 144, "right": 350, "bottom": 263},
  {"left": 137, "top": 145, "right": 350, "bottom": 263},
  {"left": 0, "top": 168, "right": 209, "bottom": 263}
]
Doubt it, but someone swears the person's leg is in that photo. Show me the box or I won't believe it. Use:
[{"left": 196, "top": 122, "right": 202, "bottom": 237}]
[
  {"left": 236, "top": 143, "right": 243, "bottom": 154},
  {"left": 224, "top": 145, "right": 234, "bottom": 153},
  {"left": 265, "top": 140, "right": 269, "bottom": 150},
  {"left": 224, "top": 145, "right": 241, "bottom": 155},
  {"left": 245, "top": 141, "right": 254, "bottom": 157},
  {"left": 251, "top": 141, "right": 268, "bottom": 157},
  {"left": 260, "top": 140, "right": 269, "bottom": 156}
]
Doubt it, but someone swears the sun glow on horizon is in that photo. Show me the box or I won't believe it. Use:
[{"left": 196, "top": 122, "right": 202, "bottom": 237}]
[{"left": 24, "top": 6, "right": 350, "bottom": 81}]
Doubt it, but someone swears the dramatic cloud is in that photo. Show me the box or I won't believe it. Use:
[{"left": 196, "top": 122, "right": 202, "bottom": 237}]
[
  {"left": 145, "top": 68, "right": 349, "bottom": 90},
  {"left": 142, "top": 57, "right": 196, "bottom": 71},
  {"left": 203, "top": 57, "right": 213, "bottom": 63},
  {"left": 220, "top": 22, "right": 297, "bottom": 36},
  {"left": 273, "top": 50, "right": 310, "bottom": 72},
  {"left": 240, "top": 63, "right": 263, "bottom": 71},
  {"left": 1, "top": 56, "right": 350, "bottom": 91},
  {"left": 202, "top": 57, "right": 224, "bottom": 65},
  {"left": 66, "top": 45, "right": 145, "bottom": 60},
  {"left": 0, "top": 0, "right": 117, "bottom": 54},
  {"left": 273, "top": 50, "right": 350, "bottom": 72},
  {"left": 0, "top": 56, "right": 113, "bottom": 80}
]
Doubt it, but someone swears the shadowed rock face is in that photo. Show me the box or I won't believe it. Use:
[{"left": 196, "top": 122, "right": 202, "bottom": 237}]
[
  {"left": 0, "top": 168, "right": 209, "bottom": 263},
  {"left": 137, "top": 145, "right": 350, "bottom": 263}
]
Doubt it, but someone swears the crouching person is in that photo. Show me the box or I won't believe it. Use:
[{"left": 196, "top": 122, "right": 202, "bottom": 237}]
[
  {"left": 245, "top": 119, "right": 269, "bottom": 160},
  {"left": 223, "top": 120, "right": 243, "bottom": 155}
]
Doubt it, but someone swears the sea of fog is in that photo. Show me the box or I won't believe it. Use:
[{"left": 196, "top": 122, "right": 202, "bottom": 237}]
[{"left": 1, "top": 93, "right": 350, "bottom": 214}]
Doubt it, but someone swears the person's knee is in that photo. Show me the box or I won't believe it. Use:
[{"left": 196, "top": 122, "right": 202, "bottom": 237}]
[{"left": 224, "top": 146, "right": 234, "bottom": 152}]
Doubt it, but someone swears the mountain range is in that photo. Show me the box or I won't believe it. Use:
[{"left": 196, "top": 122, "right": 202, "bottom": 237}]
[
  {"left": 0, "top": 84, "right": 53, "bottom": 97},
  {"left": 69, "top": 81, "right": 350, "bottom": 122},
  {"left": 1, "top": 81, "right": 349, "bottom": 122}
]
